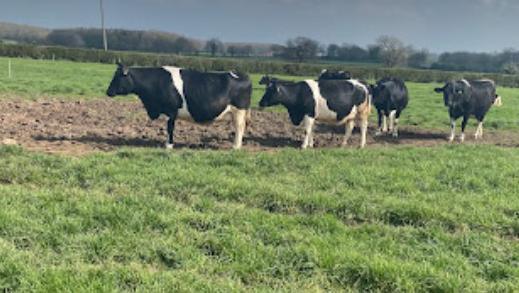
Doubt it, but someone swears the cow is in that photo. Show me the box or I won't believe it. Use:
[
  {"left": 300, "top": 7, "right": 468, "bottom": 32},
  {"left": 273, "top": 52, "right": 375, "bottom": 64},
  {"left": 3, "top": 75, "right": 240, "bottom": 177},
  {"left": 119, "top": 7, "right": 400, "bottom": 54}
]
[
  {"left": 318, "top": 69, "right": 351, "bottom": 81},
  {"left": 434, "top": 79, "right": 502, "bottom": 142},
  {"left": 258, "top": 75, "right": 293, "bottom": 85},
  {"left": 371, "top": 77, "right": 409, "bottom": 137},
  {"left": 106, "top": 63, "right": 252, "bottom": 149},
  {"left": 259, "top": 79, "right": 371, "bottom": 148}
]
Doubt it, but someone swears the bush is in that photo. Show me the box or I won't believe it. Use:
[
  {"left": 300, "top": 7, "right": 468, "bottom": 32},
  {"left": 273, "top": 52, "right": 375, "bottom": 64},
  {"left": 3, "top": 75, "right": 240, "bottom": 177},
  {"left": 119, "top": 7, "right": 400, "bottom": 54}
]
[{"left": 1, "top": 43, "right": 519, "bottom": 87}]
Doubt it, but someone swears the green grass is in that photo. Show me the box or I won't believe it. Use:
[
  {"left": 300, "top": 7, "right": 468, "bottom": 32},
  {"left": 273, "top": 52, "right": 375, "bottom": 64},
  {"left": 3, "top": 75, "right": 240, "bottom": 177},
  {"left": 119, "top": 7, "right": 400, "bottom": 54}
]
[
  {"left": 1, "top": 57, "right": 519, "bottom": 291},
  {"left": 0, "top": 145, "right": 518, "bottom": 291}
]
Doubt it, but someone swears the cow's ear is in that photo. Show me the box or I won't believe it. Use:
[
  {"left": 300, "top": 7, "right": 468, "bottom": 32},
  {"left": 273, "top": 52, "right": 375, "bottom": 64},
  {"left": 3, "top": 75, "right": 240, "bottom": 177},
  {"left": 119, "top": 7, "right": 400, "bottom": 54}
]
[{"left": 434, "top": 87, "right": 444, "bottom": 93}]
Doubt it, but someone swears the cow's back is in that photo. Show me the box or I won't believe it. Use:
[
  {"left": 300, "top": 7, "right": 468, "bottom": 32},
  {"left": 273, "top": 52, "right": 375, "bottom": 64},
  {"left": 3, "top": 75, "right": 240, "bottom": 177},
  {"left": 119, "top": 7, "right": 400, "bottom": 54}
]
[{"left": 468, "top": 80, "right": 496, "bottom": 116}]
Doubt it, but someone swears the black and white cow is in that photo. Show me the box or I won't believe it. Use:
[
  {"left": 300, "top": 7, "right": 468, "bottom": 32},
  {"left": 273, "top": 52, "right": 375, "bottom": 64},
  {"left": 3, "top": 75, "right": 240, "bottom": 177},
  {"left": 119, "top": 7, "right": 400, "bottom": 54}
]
[
  {"left": 259, "top": 79, "right": 371, "bottom": 148},
  {"left": 106, "top": 63, "right": 252, "bottom": 149},
  {"left": 371, "top": 77, "right": 409, "bottom": 137},
  {"left": 434, "top": 79, "right": 502, "bottom": 142},
  {"left": 258, "top": 75, "right": 293, "bottom": 85},
  {"left": 318, "top": 69, "right": 351, "bottom": 80}
]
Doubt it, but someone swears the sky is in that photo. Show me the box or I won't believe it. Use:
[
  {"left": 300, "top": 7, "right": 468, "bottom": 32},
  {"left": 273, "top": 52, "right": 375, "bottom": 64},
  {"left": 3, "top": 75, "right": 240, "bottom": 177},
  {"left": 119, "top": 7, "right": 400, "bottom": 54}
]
[{"left": 1, "top": 0, "right": 519, "bottom": 53}]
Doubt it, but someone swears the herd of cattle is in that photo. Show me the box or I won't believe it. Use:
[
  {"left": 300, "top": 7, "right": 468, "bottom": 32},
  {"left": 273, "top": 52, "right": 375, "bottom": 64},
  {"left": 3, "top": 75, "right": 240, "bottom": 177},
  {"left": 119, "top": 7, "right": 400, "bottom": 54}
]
[{"left": 106, "top": 64, "right": 503, "bottom": 149}]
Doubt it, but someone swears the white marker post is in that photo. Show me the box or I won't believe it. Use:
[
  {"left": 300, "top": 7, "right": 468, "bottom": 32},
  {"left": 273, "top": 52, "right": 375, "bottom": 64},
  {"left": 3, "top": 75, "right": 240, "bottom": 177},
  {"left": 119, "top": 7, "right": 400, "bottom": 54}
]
[{"left": 8, "top": 59, "right": 11, "bottom": 78}]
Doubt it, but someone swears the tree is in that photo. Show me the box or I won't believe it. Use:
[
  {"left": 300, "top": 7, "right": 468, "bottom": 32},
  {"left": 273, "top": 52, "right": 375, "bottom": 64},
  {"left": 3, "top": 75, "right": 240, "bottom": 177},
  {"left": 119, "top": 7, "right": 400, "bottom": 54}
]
[
  {"left": 376, "top": 35, "right": 408, "bottom": 67},
  {"left": 326, "top": 44, "right": 340, "bottom": 59},
  {"left": 46, "top": 30, "right": 85, "bottom": 47},
  {"left": 205, "top": 38, "right": 225, "bottom": 57},
  {"left": 407, "top": 49, "right": 430, "bottom": 68},
  {"left": 173, "top": 37, "right": 198, "bottom": 54},
  {"left": 282, "top": 36, "right": 320, "bottom": 62}
]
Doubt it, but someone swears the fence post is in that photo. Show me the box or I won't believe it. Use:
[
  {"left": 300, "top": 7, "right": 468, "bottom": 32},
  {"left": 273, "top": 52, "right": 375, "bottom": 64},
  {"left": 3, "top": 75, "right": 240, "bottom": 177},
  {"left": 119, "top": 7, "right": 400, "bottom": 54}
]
[{"left": 8, "top": 59, "right": 11, "bottom": 78}]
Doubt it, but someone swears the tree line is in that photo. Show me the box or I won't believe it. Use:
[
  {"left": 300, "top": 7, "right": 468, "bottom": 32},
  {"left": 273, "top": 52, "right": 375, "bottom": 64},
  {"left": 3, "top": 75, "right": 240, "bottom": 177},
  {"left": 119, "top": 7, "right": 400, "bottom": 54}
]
[{"left": 1, "top": 22, "right": 518, "bottom": 74}]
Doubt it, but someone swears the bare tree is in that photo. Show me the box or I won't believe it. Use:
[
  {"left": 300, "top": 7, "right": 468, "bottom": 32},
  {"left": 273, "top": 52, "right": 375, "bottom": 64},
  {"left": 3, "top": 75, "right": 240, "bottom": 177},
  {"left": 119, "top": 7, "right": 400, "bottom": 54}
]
[
  {"left": 376, "top": 35, "right": 408, "bottom": 67},
  {"left": 205, "top": 38, "right": 225, "bottom": 57},
  {"left": 283, "top": 36, "right": 320, "bottom": 62}
]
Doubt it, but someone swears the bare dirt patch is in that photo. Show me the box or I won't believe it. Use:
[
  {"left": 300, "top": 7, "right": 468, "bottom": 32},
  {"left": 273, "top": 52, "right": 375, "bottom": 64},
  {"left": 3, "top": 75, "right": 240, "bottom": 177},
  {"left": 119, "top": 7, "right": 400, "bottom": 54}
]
[{"left": 1, "top": 99, "right": 518, "bottom": 155}]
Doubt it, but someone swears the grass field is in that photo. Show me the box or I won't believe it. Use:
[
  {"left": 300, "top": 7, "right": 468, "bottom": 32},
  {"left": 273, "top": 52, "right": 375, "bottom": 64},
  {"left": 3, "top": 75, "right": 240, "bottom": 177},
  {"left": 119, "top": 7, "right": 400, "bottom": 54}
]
[
  {"left": 1, "top": 56, "right": 518, "bottom": 131},
  {"left": 0, "top": 57, "right": 518, "bottom": 291}
]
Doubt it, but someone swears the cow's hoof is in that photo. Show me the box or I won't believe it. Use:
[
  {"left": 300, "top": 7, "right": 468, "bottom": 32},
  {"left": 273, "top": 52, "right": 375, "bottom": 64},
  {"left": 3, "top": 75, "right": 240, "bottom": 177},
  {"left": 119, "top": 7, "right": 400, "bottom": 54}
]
[
  {"left": 392, "top": 132, "right": 399, "bottom": 138},
  {"left": 375, "top": 130, "right": 383, "bottom": 136},
  {"left": 165, "top": 143, "right": 174, "bottom": 149}
]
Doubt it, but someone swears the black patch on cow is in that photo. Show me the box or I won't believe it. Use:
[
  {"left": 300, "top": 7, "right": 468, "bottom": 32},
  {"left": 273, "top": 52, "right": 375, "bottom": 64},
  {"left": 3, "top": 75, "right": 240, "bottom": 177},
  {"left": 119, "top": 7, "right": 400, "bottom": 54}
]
[
  {"left": 259, "top": 81, "right": 315, "bottom": 125},
  {"left": 436, "top": 79, "right": 496, "bottom": 121},
  {"left": 317, "top": 80, "right": 367, "bottom": 121},
  {"left": 318, "top": 70, "right": 351, "bottom": 80},
  {"left": 372, "top": 77, "right": 409, "bottom": 114},
  {"left": 179, "top": 69, "right": 251, "bottom": 122}
]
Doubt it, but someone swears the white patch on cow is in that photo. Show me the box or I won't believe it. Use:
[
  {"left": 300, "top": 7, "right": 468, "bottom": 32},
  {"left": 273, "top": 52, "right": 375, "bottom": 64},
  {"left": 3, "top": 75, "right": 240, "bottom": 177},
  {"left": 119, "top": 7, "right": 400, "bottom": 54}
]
[
  {"left": 304, "top": 80, "right": 342, "bottom": 123},
  {"left": 459, "top": 132, "right": 465, "bottom": 143},
  {"left": 393, "top": 118, "right": 400, "bottom": 138},
  {"left": 388, "top": 110, "right": 396, "bottom": 132},
  {"left": 233, "top": 108, "right": 247, "bottom": 149},
  {"left": 494, "top": 95, "right": 503, "bottom": 107},
  {"left": 342, "top": 120, "right": 355, "bottom": 146},
  {"left": 162, "top": 66, "right": 194, "bottom": 121},
  {"left": 477, "top": 79, "right": 495, "bottom": 85},
  {"left": 449, "top": 118, "right": 456, "bottom": 142},
  {"left": 214, "top": 105, "right": 233, "bottom": 121},
  {"left": 475, "top": 122, "right": 484, "bottom": 140},
  {"left": 229, "top": 71, "right": 239, "bottom": 79},
  {"left": 301, "top": 115, "right": 315, "bottom": 149},
  {"left": 460, "top": 79, "right": 471, "bottom": 88}
]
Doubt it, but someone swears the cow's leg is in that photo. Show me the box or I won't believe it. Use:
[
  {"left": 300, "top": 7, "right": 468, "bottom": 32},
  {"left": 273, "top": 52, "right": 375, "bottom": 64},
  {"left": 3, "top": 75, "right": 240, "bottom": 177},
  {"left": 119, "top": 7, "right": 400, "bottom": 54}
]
[
  {"left": 475, "top": 119, "right": 484, "bottom": 140},
  {"left": 382, "top": 113, "right": 388, "bottom": 132},
  {"left": 392, "top": 110, "right": 401, "bottom": 138},
  {"left": 388, "top": 110, "right": 396, "bottom": 133},
  {"left": 301, "top": 116, "right": 315, "bottom": 149},
  {"left": 360, "top": 117, "right": 368, "bottom": 148},
  {"left": 233, "top": 108, "right": 247, "bottom": 149},
  {"left": 460, "top": 115, "right": 469, "bottom": 143},
  {"left": 448, "top": 118, "right": 456, "bottom": 142},
  {"left": 342, "top": 119, "right": 355, "bottom": 147},
  {"left": 375, "top": 110, "right": 383, "bottom": 136},
  {"left": 165, "top": 116, "right": 176, "bottom": 149}
]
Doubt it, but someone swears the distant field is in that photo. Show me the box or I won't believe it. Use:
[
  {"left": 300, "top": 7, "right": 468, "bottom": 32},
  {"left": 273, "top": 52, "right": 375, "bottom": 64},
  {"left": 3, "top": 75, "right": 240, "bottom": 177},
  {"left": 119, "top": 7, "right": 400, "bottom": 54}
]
[
  {"left": 0, "top": 57, "right": 518, "bottom": 291},
  {"left": 0, "top": 56, "right": 518, "bottom": 130}
]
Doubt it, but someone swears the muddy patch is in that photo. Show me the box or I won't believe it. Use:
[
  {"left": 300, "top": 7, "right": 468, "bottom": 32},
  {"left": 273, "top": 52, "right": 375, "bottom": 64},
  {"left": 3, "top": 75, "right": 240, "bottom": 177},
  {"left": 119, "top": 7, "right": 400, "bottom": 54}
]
[{"left": 1, "top": 99, "right": 518, "bottom": 155}]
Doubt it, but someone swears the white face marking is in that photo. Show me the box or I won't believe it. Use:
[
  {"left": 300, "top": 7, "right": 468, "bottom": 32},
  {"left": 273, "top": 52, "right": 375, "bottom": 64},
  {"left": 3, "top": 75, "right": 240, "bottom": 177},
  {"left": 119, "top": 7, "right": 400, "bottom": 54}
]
[{"left": 162, "top": 66, "right": 193, "bottom": 121}]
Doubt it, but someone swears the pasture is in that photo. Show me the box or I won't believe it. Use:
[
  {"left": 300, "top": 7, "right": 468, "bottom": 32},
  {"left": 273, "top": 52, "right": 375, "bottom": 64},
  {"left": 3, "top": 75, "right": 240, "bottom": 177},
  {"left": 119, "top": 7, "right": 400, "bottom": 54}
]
[{"left": 0, "top": 56, "right": 518, "bottom": 291}]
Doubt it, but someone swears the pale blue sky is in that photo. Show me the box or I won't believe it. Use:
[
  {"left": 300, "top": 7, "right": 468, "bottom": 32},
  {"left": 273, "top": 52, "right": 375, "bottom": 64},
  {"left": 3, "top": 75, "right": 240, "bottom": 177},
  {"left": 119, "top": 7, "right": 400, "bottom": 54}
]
[{"left": 1, "top": 0, "right": 518, "bottom": 52}]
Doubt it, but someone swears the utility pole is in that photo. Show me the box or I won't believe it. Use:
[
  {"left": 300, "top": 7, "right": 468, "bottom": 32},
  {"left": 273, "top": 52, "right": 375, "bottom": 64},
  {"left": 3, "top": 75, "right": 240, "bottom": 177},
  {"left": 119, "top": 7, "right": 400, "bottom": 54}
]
[{"left": 100, "top": 0, "right": 108, "bottom": 51}]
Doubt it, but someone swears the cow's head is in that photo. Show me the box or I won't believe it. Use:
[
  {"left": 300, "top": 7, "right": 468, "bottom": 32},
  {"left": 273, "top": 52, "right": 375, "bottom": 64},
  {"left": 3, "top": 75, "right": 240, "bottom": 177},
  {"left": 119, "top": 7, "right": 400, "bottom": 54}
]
[
  {"left": 434, "top": 80, "right": 472, "bottom": 107},
  {"left": 259, "top": 81, "right": 284, "bottom": 107},
  {"left": 259, "top": 75, "right": 271, "bottom": 85},
  {"left": 106, "top": 63, "right": 134, "bottom": 97}
]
